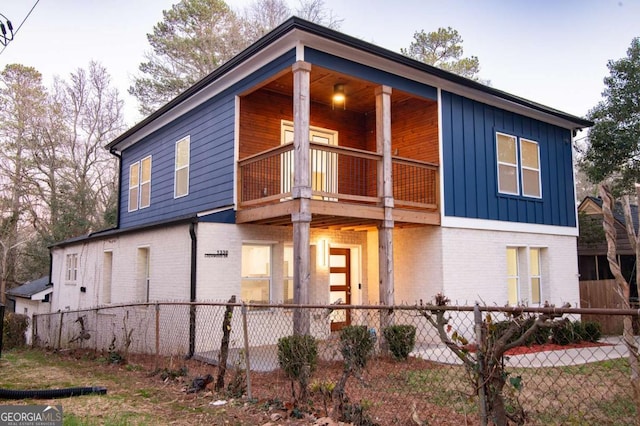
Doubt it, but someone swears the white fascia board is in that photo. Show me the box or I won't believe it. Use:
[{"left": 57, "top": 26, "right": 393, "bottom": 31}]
[
  {"left": 31, "top": 287, "right": 53, "bottom": 301},
  {"left": 441, "top": 215, "right": 579, "bottom": 237}
]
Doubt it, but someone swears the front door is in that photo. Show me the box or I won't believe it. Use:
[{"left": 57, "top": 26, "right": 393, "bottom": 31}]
[{"left": 329, "top": 247, "right": 351, "bottom": 331}]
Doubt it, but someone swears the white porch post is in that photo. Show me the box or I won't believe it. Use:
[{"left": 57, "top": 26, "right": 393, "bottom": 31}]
[
  {"left": 376, "top": 85, "right": 394, "bottom": 327},
  {"left": 292, "top": 61, "right": 312, "bottom": 335}
]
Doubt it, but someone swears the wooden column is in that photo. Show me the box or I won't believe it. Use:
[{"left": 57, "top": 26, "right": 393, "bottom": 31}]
[
  {"left": 292, "top": 61, "right": 312, "bottom": 335},
  {"left": 376, "top": 85, "right": 394, "bottom": 325}
]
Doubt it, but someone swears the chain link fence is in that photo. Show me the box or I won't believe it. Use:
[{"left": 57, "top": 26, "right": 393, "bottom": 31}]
[{"left": 33, "top": 302, "right": 639, "bottom": 425}]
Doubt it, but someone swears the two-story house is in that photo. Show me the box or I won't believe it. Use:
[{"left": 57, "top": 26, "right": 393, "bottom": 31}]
[{"left": 49, "top": 18, "right": 591, "bottom": 334}]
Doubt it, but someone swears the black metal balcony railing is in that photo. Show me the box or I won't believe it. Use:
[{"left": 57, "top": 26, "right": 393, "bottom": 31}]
[{"left": 238, "top": 142, "right": 438, "bottom": 210}]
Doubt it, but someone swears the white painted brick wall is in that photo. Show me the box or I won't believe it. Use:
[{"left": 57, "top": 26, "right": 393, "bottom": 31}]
[
  {"left": 51, "top": 224, "right": 192, "bottom": 311},
  {"left": 393, "top": 227, "right": 444, "bottom": 304},
  {"left": 439, "top": 228, "right": 579, "bottom": 308}
]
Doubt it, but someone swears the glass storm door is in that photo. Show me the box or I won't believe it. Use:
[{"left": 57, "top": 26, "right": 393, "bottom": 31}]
[{"left": 329, "top": 247, "right": 351, "bottom": 331}]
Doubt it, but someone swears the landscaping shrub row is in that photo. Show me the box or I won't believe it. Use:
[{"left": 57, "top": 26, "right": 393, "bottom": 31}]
[{"left": 490, "top": 318, "right": 602, "bottom": 347}]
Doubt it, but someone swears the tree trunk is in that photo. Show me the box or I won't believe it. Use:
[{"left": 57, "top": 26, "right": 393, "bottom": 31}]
[{"left": 600, "top": 184, "right": 640, "bottom": 423}]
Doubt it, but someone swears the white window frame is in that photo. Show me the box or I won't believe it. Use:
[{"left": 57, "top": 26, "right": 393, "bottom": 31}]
[
  {"left": 283, "top": 244, "right": 294, "bottom": 304},
  {"left": 128, "top": 162, "right": 140, "bottom": 212},
  {"left": 241, "top": 243, "right": 272, "bottom": 305},
  {"left": 280, "top": 120, "right": 338, "bottom": 199},
  {"left": 174, "top": 136, "right": 190, "bottom": 198},
  {"left": 520, "top": 138, "right": 542, "bottom": 199},
  {"left": 65, "top": 253, "right": 78, "bottom": 282},
  {"left": 140, "top": 156, "right": 152, "bottom": 209},
  {"left": 496, "top": 132, "right": 519, "bottom": 196},
  {"left": 529, "top": 247, "right": 542, "bottom": 305},
  {"left": 128, "top": 156, "right": 152, "bottom": 211},
  {"left": 137, "top": 246, "right": 150, "bottom": 302},
  {"left": 506, "top": 247, "right": 519, "bottom": 305}
]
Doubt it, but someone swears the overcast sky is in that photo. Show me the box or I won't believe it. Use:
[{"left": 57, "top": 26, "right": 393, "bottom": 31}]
[{"left": 1, "top": 0, "right": 638, "bottom": 127}]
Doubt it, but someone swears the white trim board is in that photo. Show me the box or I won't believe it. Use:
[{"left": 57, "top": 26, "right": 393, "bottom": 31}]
[{"left": 441, "top": 216, "right": 578, "bottom": 237}]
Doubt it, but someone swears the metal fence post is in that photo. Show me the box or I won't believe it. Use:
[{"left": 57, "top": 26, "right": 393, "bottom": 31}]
[
  {"left": 57, "top": 311, "right": 64, "bottom": 351},
  {"left": 155, "top": 303, "right": 160, "bottom": 370},
  {"left": 241, "top": 303, "right": 252, "bottom": 400},
  {"left": 474, "top": 303, "right": 488, "bottom": 426}
]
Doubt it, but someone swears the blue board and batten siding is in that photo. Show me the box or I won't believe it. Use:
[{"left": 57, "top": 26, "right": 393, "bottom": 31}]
[
  {"left": 441, "top": 91, "right": 576, "bottom": 227},
  {"left": 118, "top": 49, "right": 297, "bottom": 229}
]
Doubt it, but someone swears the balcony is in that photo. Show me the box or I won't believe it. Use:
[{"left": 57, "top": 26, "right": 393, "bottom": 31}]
[{"left": 237, "top": 142, "right": 439, "bottom": 228}]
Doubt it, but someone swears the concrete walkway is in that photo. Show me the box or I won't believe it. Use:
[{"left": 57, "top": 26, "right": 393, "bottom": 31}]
[{"left": 412, "top": 336, "right": 638, "bottom": 368}]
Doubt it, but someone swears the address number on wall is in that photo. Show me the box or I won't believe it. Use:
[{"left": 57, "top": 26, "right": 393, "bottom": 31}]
[{"left": 205, "top": 250, "right": 228, "bottom": 258}]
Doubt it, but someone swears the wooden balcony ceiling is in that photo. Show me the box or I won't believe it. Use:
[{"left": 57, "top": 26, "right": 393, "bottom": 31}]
[{"left": 261, "top": 66, "right": 414, "bottom": 113}]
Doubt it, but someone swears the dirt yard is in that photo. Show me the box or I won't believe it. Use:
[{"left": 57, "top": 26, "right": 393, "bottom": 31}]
[{"left": 0, "top": 348, "right": 470, "bottom": 425}]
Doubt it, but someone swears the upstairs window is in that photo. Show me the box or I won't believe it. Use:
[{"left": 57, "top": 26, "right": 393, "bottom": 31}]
[
  {"left": 66, "top": 253, "right": 78, "bottom": 282},
  {"left": 520, "top": 138, "right": 541, "bottom": 198},
  {"left": 128, "top": 163, "right": 140, "bottom": 211},
  {"left": 174, "top": 136, "right": 190, "bottom": 198},
  {"left": 496, "top": 132, "right": 541, "bottom": 198},
  {"left": 497, "top": 133, "right": 519, "bottom": 195},
  {"left": 128, "top": 156, "right": 152, "bottom": 211}
]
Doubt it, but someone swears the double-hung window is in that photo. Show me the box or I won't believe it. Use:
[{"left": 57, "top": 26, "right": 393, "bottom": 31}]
[
  {"left": 496, "top": 132, "right": 541, "bottom": 198},
  {"left": 174, "top": 136, "right": 190, "bottom": 198},
  {"left": 506, "top": 246, "right": 544, "bottom": 305},
  {"left": 66, "top": 253, "right": 78, "bottom": 282},
  {"left": 506, "top": 248, "right": 519, "bottom": 305},
  {"left": 283, "top": 245, "right": 294, "bottom": 304},
  {"left": 129, "top": 156, "right": 152, "bottom": 211}
]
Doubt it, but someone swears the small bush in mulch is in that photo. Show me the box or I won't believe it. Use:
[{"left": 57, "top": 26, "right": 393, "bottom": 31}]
[
  {"left": 552, "top": 320, "right": 584, "bottom": 346},
  {"left": 383, "top": 324, "right": 416, "bottom": 360},
  {"left": 581, "top": 321, "right": 602, "bottom": 342}
]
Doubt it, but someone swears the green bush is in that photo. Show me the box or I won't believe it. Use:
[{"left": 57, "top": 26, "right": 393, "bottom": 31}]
[
  {"left": 2, "top": 312, "right": 29, "bottom": 349},
  {"left": 489, "top": 317, "right": 549, "bottom": 346},
  {"left": 581, "top": 321, "right": 602, "bottom": 342},
  {"left": 277, "top": 334, "right": 318, "bottom": 380},
  {"left": 383, "top": 324, "right": 416, "bottom": 360},
  {"left": 551, "top": 320, "right": 581, "bottom": 345},
  {"left": 340, "top": 325, "right": 375, "bottom": 370}
]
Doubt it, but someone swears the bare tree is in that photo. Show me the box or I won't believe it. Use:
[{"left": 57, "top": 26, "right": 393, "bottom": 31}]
[
  {"left": 294, "top": 0, "right": 342, "bottom": 29},
  {"left": 600, "top": 184, "right": 640, "bottom": 421}
]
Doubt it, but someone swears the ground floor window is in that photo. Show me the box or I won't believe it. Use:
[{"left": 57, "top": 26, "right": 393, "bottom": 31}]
[
  {"left": 507, "top": 246, "right": 545, "bottom": 306},
  {"left": 241, "top": 244, "right": 271, "bottom": 304},
  {"left": 283, "top": 245, "right": 294, "bottom": 303},
  {"left": 506, "top": 248, "right": 519, "bottom": 305}
]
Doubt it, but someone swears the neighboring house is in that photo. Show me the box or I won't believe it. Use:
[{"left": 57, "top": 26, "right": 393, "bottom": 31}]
[
  {"left": 49, "top": 18, "right": 591, "bottom": 333},
  {"left": 6, "top": 276, "right": 52, "bottom": 344},
  {"left": 577, "top": 196, "right": 639, "bottom": 334},
  {"left": 577, "top": 196, "right": 638, "bottom": 296}
]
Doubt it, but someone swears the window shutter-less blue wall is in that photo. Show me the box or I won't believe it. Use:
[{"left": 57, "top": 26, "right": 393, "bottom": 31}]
[
  {"left": 441, "top": 91, "right": 576, "bottom": 227},
  {"left": 118, "top": 49, "right": 296, "bottom": 229}
]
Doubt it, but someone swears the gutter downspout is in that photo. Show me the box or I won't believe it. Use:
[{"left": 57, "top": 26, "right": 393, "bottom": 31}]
[
  {"left": 188, "top": 221, "right": 197, "bottom": 358},
  {"left": 110, "top": 149, "right": 123, "bottom": 229}
]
